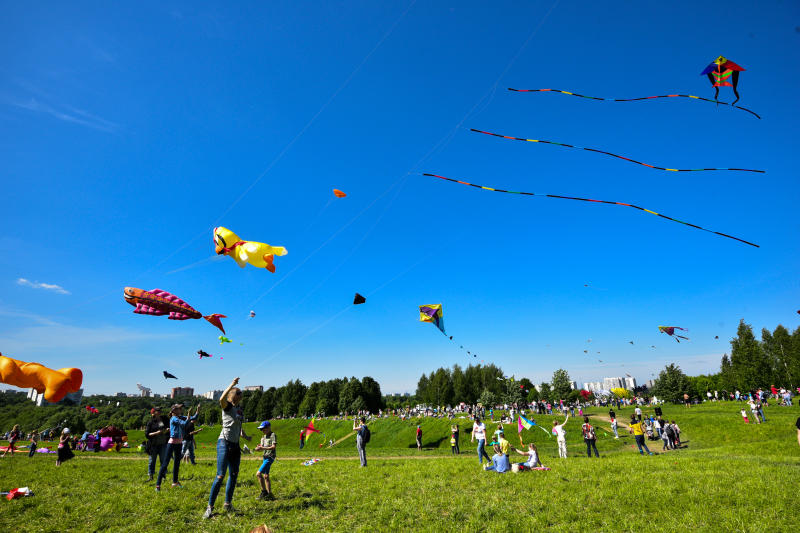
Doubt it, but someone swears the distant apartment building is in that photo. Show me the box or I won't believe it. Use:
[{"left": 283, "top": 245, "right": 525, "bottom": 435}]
[
  {"left": 115, "top": 392, "right": 127, "bottom": 397},
  {"left": 204, "top": 390, "right": 223, "bottom": 401},
  {"left": 27, "top": 388, "right": 84, "bottom": 407},
  {"left": 624, "top": 376, "right": 636, "bottom": 390},
  {"left": 171, "top": 387, "right": 194, "bottom": 399},
  {"left": 603, "top": 377, "right": 624, "bottom": 390},
  {"left": 2, "top": 389, "right": 26, "bottom": 396},
  {"left": 243, "top": 386, "right": 263, "bottom": 392},
  {"left": 569, "top": 381, "right": 577, "bottom": 390}
]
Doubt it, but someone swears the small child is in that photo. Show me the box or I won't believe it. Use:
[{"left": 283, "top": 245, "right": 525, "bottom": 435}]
[
  {"left": 56, "top": 428, "right": 74, "bottom": 466},
  {"left": 514, "top": 442, "right": 542, "bottom": 469},
  {"left": 28, "top": 430, "right": 39, "bottom": 458},
  {"left": 740, "top": 408, "right": 749, "bottom": 423},
  {"left": 255, "top": 421, "right": 276, "bottom": 501}
]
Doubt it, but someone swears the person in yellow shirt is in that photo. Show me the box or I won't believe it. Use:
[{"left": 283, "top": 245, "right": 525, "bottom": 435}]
[
  {"left": 628, "top": 415, "right": 653, "bottom": 455},
  {"left": 496, "top": 429, "right": 511, "bottom": 457}
]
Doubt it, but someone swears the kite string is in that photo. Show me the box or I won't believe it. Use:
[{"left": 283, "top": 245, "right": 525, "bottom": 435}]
[
  {"left": 469, "top": 128, "right": 765, "bottom": 173},
  {"left": 422, "top": 172, "right": 758, "bottom": 247},
  {"left": 507, "top": 88, "right": 761, "bottom": 119}
]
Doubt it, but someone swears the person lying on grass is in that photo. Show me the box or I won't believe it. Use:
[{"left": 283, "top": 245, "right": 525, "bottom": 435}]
[{"left": 483, "top": 443, "right": 510, "bottom": 473}]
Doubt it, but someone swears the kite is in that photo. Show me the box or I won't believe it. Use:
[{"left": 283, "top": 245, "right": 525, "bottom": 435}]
[
  {"left": 0, "top": 353, "right": 82, "bottom": 403},
  {"left": 508, "top": 87, "right": 759, "bottom": 119},
  {"left": 333, "top": 189, "right": 347, "bottom": 198},
  {"left": 715, "top": 335, "right": 719, "bottom": 339},
  {"left": 163, "top": 371, "right": 178, "bottom": 380},
  {"left": 583, "top": 350, "right": 588, "bottom": 354},
  {"left": 423, "top": 173, "right": 759, "bottom": 248},
  {"left": 701, "top": 56, "right": 745, "bottom": 104},
  {"left": 419, "top": 304, "right": 445, "bottom": 335},
  {"left": 197, "top": 350, "right": 212, "bottom": 359},
  {"left": 219, "top": 336, "right": 232, "bottom": 344},
  {"left": 470, "top": 129, "right": 764, "bottom": 173},
  {"left": 85, "top": 405, "right": 99, "bottom": 414},
  {"left": 124, "top": 287, "right": 226, "bottom": 333},
  {"left": 629, "top": 341, "right": 634, "bottom": 345},
  {"left": 353, "top": 293, "right": 366, "bottom": 305},
  {"left": 301, "top": 419, "right": 321, "bottom": 445},
  {"left": 658, "top": 326, "right": 689, "bottom": 342},
  {"left": 249, "top": 310, "right": 256, "bottom": 319},
  {"left": 650, "top": 345, "right": 656, "bottom": 349},
  {"left": 213, "top": 226, "right": 287, "bottom": 273}
]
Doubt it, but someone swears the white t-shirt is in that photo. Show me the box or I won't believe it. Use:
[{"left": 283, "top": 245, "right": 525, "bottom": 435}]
[
  {"left": 472, "top": 422, "right": 486, "bottom": 440},
  {"left": 553, "top": 424, "right": 566, "bottom": 440},
  {"left": 634, "top": 407, "right": 642, "bottom": 416},
  {"left": 526, "top": 449, "right": 539, "bottom": 465}
]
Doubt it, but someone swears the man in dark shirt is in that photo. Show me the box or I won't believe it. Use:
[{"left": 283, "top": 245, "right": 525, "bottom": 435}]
[
  {"left": 654, "top": 406, "right": 663, "bottom": 418},
  {"left": 145, "top": 407, "right": 170, "bottom": 481},
  {"left": 181, "top": 419, "right": 201, "bottom": 465}
]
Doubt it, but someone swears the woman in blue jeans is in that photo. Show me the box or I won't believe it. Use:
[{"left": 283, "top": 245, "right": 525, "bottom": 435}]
[
  {"left": 203, "top": 377, "right": 252, "bottom": 519},
  {"left": 471, "top": 417, "right": 491, "bottom": 464}
]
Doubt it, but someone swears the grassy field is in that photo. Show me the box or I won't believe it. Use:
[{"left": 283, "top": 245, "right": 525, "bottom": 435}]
[{"left": 1, "top": 403, "right": 798, "bottom": 532}]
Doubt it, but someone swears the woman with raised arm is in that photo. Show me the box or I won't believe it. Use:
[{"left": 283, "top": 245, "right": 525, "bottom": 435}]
[{"left": 203, "top": 377, "right": 252, "bottom": 519}]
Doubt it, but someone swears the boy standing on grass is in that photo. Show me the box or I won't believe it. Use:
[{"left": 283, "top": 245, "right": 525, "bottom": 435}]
[{"left": 255, "top": 421, "right": 276, "bottom": 501}]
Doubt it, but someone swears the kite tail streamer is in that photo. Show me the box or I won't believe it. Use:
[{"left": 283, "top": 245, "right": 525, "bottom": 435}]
[
  {"left": 469, "top": 128, "right": 765, "bottom": 173},
  {"left": 507, "top": 88, "right": 761, "bottom": 119},
  {"left": 423, "top": 173, "right": 759, "bottom": 248}
]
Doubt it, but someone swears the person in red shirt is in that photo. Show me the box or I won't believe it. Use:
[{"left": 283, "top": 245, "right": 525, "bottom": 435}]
[{"left": 415, "top": 426, "right": 422, "bottom": 451}]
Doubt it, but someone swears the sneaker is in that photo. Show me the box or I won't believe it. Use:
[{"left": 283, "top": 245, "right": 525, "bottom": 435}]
[
  {"left": 648, "top": 452, "right": 654, "bottom": 456},
  {"left": 147, "top": 475, "right": 153, "bottom": 482},
  {"left": 265, "top": 492, "right": 276, "bottom": 501},
  {"left": 222, "top": 503, "right": 236, "bottom": 514},
  {"left": 171, "top": 483, "right": 182, "bottom": 488},
  {"left": 155, "top": 485, "right": 160, "bottom": 492},
  {"left": 258, "top": 491, "right": 268, "bottom": 501},
  {"left": 202, "top": 506, "right": 213, "bottom": 519}
]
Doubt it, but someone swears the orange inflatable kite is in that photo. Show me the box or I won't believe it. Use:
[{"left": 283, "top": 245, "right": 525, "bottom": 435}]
[
  {"left": 0, "top": 353, "right": 83, "bottom": 403},
  {"left": 333, "top": 189, "right": 347, "bottom": 198}
]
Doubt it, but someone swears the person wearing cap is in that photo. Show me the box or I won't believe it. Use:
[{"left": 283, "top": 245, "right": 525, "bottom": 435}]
[
  {"left": 56, "top": 427, "right": 74, "bottom": 466},
  {"left": 204, "top": 377, "right": 252, "bottom": 519},
  {"left": 254, "top": 421, "right": 276, "bottom": 500},
  {"left": 155, "top": 403, "right": 199, "bottom": 492},
  {"left": 145, "top": 407, "right": 170, "bottom": 482}
]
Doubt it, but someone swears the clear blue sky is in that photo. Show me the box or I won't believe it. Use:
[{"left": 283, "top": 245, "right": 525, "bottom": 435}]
[{"left": 1, "top": 1, "right": 798, "bottom": 396}]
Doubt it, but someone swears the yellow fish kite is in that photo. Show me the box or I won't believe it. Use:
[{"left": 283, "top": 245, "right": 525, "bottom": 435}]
[{"left": 213, "top": 227, "right": 287, "bottom": 273}]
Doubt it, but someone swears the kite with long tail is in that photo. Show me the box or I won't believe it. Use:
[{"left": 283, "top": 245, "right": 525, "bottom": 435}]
[
  {"left": 700, "top": 56, "right": 745, "bottom": 105},
  {"left": 470, "top": 129, "right": 765, "bottom": 173},
  {"left": 419, "top": 304, "right": 481, "bottom": 359},
  {"left": 658, "top": 326, "right": 689, "bottom": 342},
  {"left": 507, "top": 87, "right": 760, "bottom": 119},
  {"left": 423, "top": 173, "right": 758, "bottom": 248}
]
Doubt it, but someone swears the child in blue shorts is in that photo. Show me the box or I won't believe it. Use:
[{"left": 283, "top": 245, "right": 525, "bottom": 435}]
[{"left": 255, "top": 421, "right": 277, "bottom": 501}]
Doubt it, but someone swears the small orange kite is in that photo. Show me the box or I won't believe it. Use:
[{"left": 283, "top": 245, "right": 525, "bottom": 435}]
[{"left": 333, "top": 189, "right": 347, "bottom": 198}]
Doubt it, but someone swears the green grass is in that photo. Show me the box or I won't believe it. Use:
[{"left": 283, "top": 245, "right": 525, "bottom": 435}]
[{"left": 1, "top": 403, "right": 798, "bottom": 532}]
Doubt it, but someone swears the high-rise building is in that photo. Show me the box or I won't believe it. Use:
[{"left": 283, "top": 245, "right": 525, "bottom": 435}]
[
  {"left": 243, "top": 385, "right": 263, "bottom": 392},
  {"left": 603, "top": 377, "right": 623, "bottom": 390},
  {"left": 624, "top": 376, "right": 636, "bottom": 390},
  {"left": 171, "top": 387, "right": 194, "bottom": 399},
  {"left": 569, "top": 381, "right": 577, "bottom": 390},
  {"left": 204, "top": 390, "right": 223, "bottom": 401}
]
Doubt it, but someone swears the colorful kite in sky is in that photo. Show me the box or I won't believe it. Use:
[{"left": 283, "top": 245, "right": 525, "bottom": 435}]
[
  {"left": 470, "top": 129, "right": 764, "bottom": 173},
  {"left": 85, "top": 405, "right": 99, "bottom": 414},
  {"left": 163, "top": 371, "right": 177, "bottom": 380},
  {"left": 219, "top": 336, "right": 232, "bottom": 345},
  {"left": 213, "top": 226, "right": 287, "bottom": 273},
  {"left": 658, "top": 326, "right": 689, "bottom": 342},
  {"left": 124, "top": 287, "right": 226, "bottom": 333},
  {"left": 197, "top": 350, "right": 212, "bottom": 359},
  {"left": 423, "top": 173, "right": 759, "bottom": 247},
  {"left": 333, "top": 189, "right": 347, "bottom": 198},
  {"left": 353, "top": 293, "right": 366, "bottom": 305},
  {"left": 249, "top": 310, "right": 256, "bottom": 319},
  {"left": 508, "top": 86, "right": 759, "bottom": 119},
  {"left": 419, "top": 304, "right": 445, "bottom": 335},
  {"left": 0, "top": 353, "right": 82, "bottom": 403},
  {"left": 701, "top": 56, "right": 745, "bottom": 104}
]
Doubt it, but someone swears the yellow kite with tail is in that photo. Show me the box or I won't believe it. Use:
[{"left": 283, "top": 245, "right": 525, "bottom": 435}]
[{"left": 213, "top": 227, "right": 287, "bottom": 273}]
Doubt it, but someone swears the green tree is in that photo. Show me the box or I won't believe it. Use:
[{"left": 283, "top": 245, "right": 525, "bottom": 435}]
[
  {"left": 651, "top": 363, "right": 693, "bottom": 403},
  {"left": 360, "top": 376, "right": 384, "bottom": 413},
  {"left": 478, "top": 389, "right": 496, "bottom": 408},
  {"left": 298, "top": 382, "right": 321, "bottom": 417},
  {"left": 730, "top": 320, "right": 770, "bottom": 390},
  {"left": 338, "top": 377, "right": 364, "bottom": 414},
  {"left": 452, "top": 365, "right": 468, "bottom": 403},
  {"left": 244, "top": 390, "right": 262, "bottom": 421},
  {"left": 539, "top": 383, "right": 552, "bottom": 402},
  {"left": 551, "top": 368, "right": 572, "bottom": 400}
]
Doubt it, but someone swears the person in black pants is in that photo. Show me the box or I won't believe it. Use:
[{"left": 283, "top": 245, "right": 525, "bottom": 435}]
[
  {"left": 581, "top": 417, "right": 600, "bottom": 458},
  {"left": 451, "top": 424, "right": 460, "bottom": 454}
]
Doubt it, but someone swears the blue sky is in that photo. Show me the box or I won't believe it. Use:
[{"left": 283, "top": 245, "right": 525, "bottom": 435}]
[{"left": 1, "top": 1, "right": 798, "bottom": 396}]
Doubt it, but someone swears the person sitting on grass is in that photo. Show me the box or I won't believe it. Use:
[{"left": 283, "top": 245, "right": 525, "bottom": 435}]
[
  {"left": 483, "top": 443, "right": 510, "bottom": 473},
  {"left": 513, "top": 442, "right": 542, "bottom": 469},
  {"left": 255, "top": 421, "right": 276, "bottom": 501}
]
